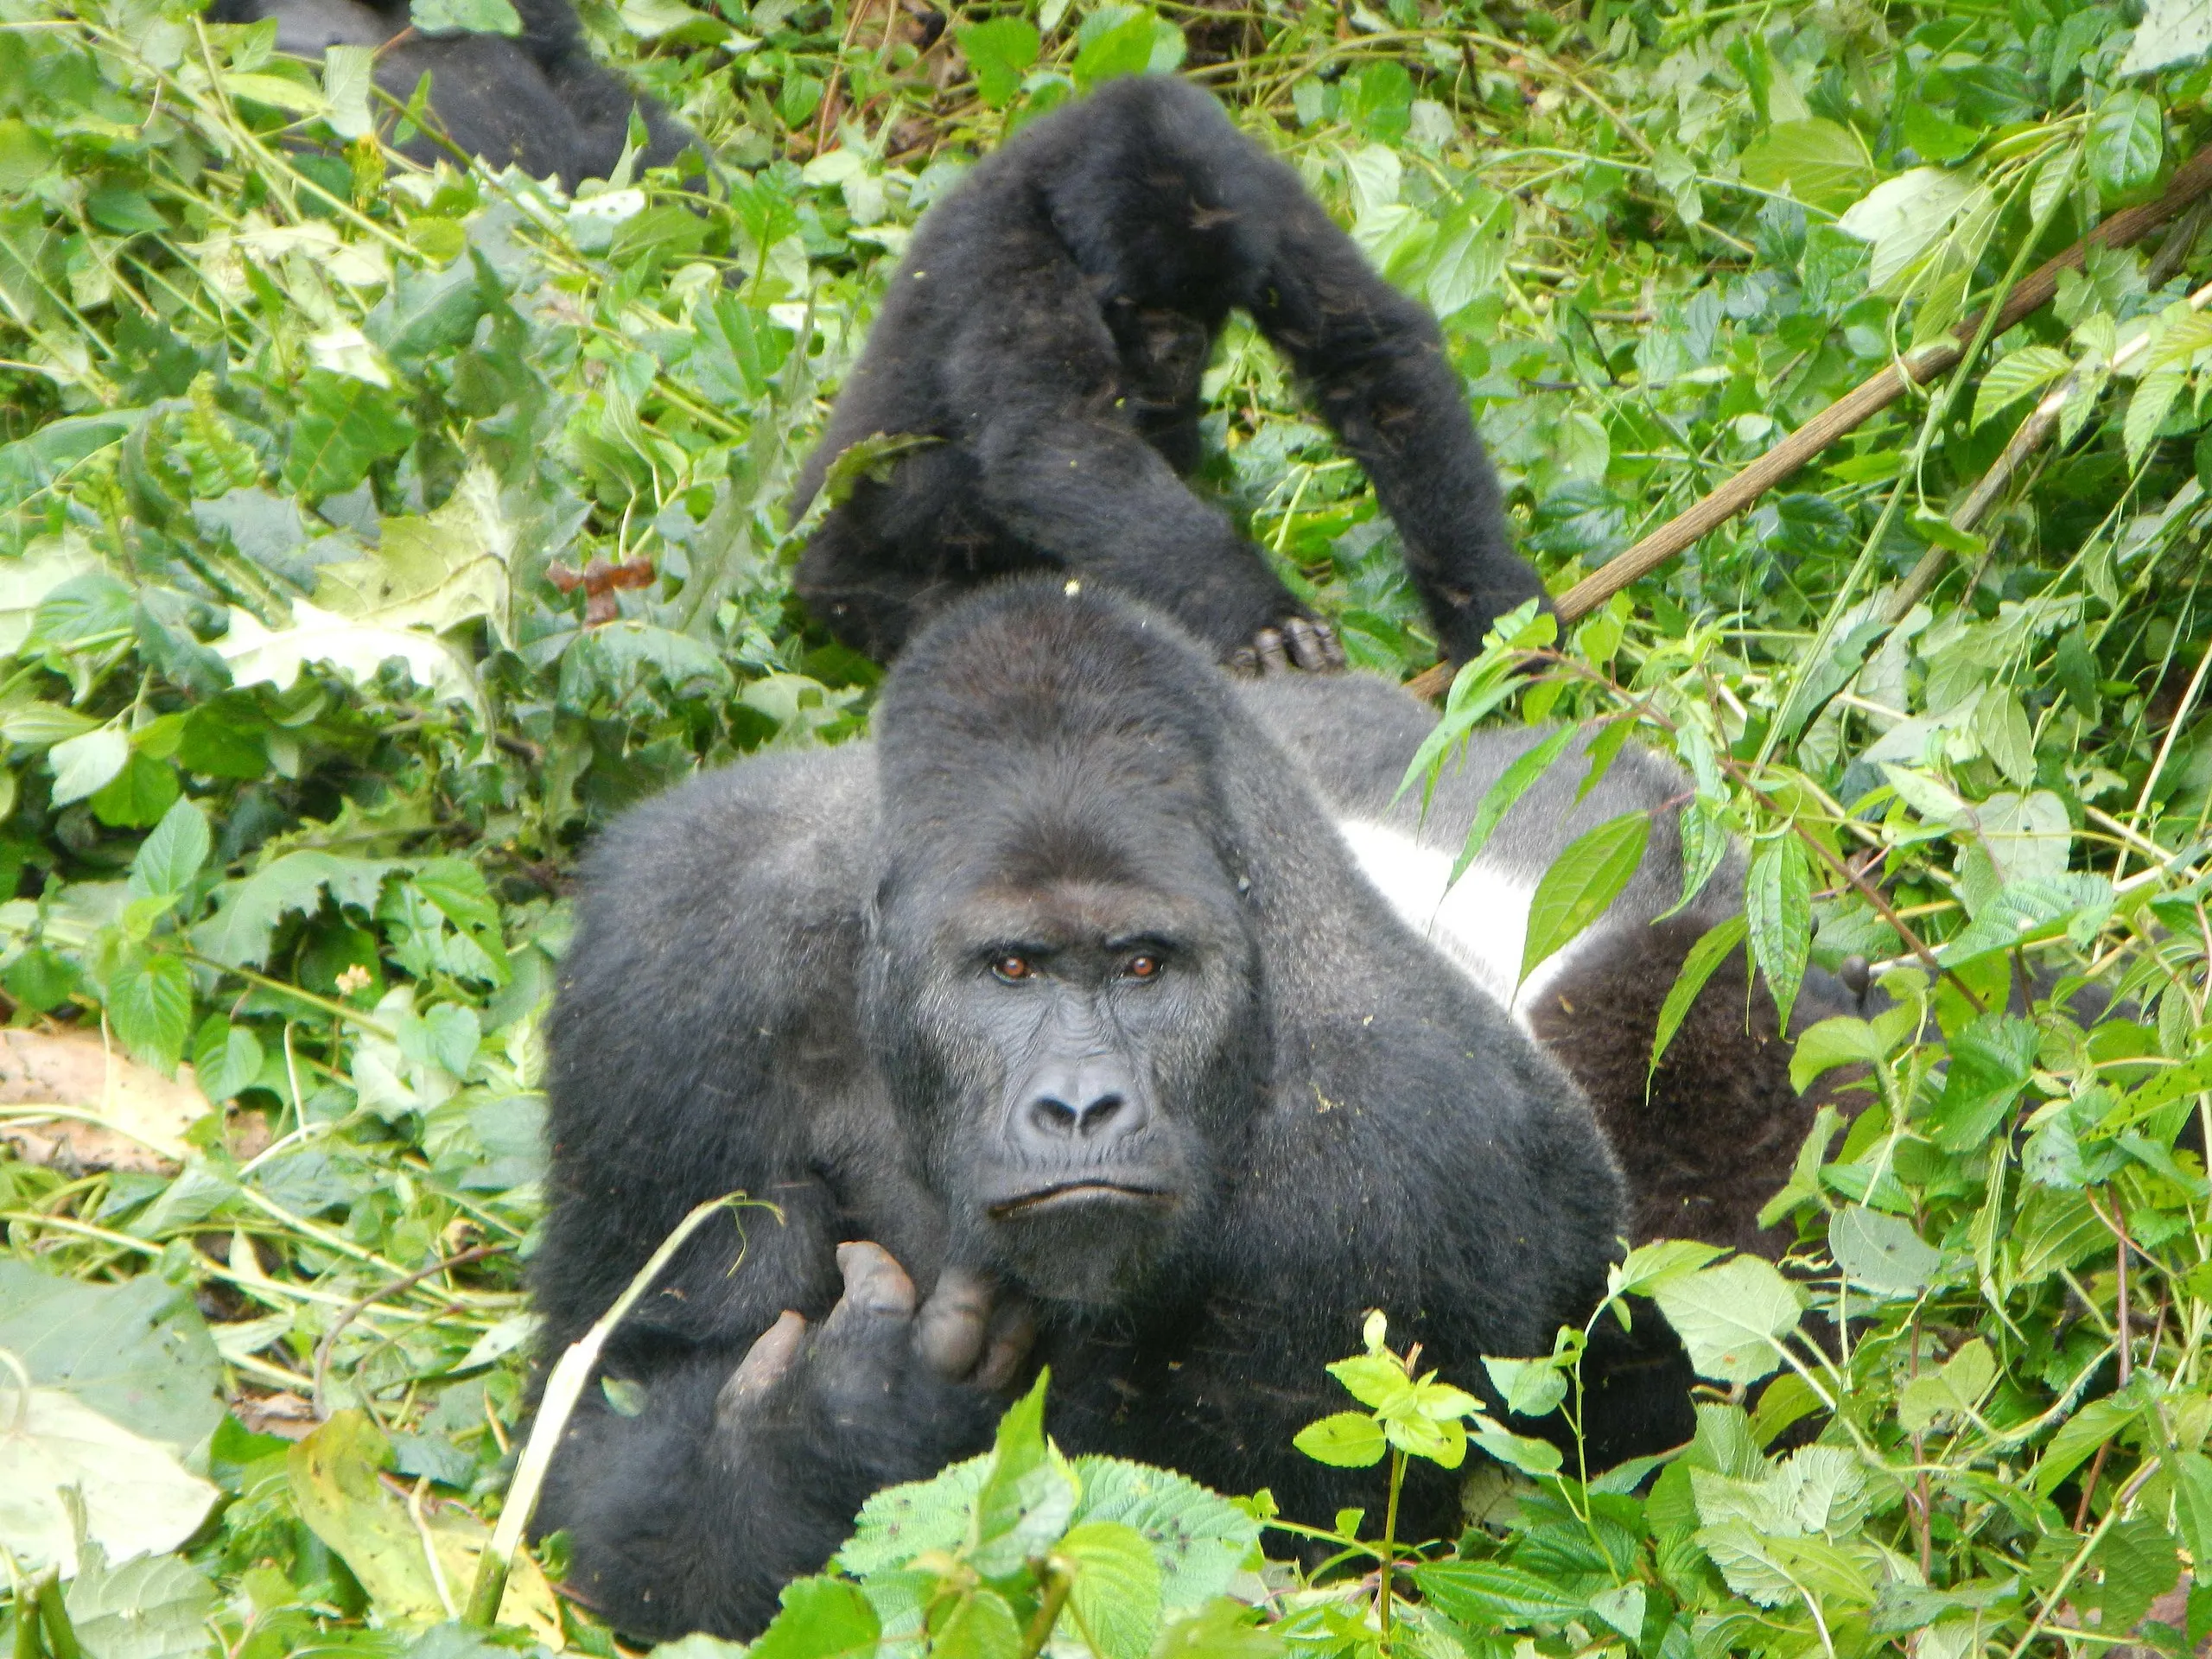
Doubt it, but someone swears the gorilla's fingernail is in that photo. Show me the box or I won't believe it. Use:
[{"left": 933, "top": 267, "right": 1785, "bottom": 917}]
[
  {"left": 976, "top": 1299, "right": 1038, "bottom": 1390},
  {"left": 915, "top": 1304, "right": 988, "bottom": 1377},
  {"left": 718, "top": 1310, "right": 807, "bottom": 1421},
  {"left": 835, "top": 1241, "right": 918, "bottom": 1315},
  {"left": 1257, "top": 629, "right": 1289, "bottom": 673}
]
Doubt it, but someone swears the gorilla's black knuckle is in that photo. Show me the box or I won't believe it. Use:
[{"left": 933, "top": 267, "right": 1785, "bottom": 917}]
[{"left": 788, "top": 75, "right": 1538, "bottom": 669}]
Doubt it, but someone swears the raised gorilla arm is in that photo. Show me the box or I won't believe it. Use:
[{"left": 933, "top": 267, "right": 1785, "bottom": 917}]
[{"left": 792, "top": 76, "right": 1534, "bottom": 673}]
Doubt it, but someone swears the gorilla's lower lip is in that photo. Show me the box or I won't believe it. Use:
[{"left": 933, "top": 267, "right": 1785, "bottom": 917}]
[{"left": 988, "top": 1181, "right": 1174, "bottom": 1218}]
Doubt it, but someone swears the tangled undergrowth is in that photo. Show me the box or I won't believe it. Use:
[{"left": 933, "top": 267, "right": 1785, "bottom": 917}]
[{"left": 10, "top": 0, "right": 2212, "bottom": 1652}]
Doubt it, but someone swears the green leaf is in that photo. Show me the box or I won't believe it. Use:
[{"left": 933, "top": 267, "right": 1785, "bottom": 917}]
[
  {"left": 129, "top": 797, "right": 212, "bottom": 901},
  {"left": 932, "top": 1588, "right": 1022, "bottom": 1659},
  {"left": 1481, "top": 1354, "right": 1568, "bottom": 1419},
  {"left": 0, "top": 1389, "right": 220, "bottom": 1576},
  {"left": 1608, "top": 1237, "right": 1726, "bottom": 1300},
  {"left": 1838, "top": 166, "right": 1979, "bottom": 289},
  {"left": 1973, "top": 346, "right": 2072, "bottom": 429},
  {"left": 751, "top": 1577, "right": 882, "bottom": 1659},
  {"left": 1067, "top": 1457, "right": 1260, "bottom": 1610},
  {"left": 1745, "top": 837, "right": 1812, "bottom": 1031},
  {"left": 91, "top": 752, "right": 180, "bottom": 829},
  {"left": 1829, "top": 1204, "right": 1941, "bottom": 1297},
  {"left": 1325, "top": 1351, "right": 1414, "bottom": 1412},
  {"left": 1648, "top": 1255, "right": 1803, "bottom": 1384},
  {"left": 1649, "top": 912, "right": 1748, "bottom": 1078},
  {"left": 1414, "top": 1560, "right": 1590, "bottom": 1627},
  {"left": 1738, "top": 118, "right": 1873, "bottom": 212},
  {"left": 957, "top": 16, "right": 1039, "bottom": 107},
  {"left": 282, "top": 370, "right": 416, "bottom": 499},
  {"left": 60, "top": 1547, "right": 219, "bottom": 1659},
  {"left": 1789, "top": 1016, "right": 1894, "bottom": 1091},
  {"left": 107, "top": 950, "right": 194, "bottom": 1073},
  {"left": 410, "top": 0, "right": 521, "bottom": 32},
  {"left": 1924, "top": 1014, "right": 2038, "bottom": 1151},
  {"left": 1071, "top": 6, "right": 1185, "bottom": 89},
  {"left": 48, "top": 724, "right": 128, "bottom": 806},
  {"left": 1467, "top": 1423, "right": 1561, "bottom": 1476},
  {"left": 1293, "top": 1411, "right": 1387, "bottom": 1468},
  {"left": 1897, "top": 1338, "right": 1997, "bottom": 1433},
  {"left": 2032, "top": 1382, "right": 2152, "bottom": 1495},
  {"left": 193, "top": 1016, "right": 265, "bottom": 1102},
  {"left": 968, "top": 1372, "right": 1077, "bottom": 1577},
  {"left": 1588, "top": 1582, "right": 1648, "bottom": 1640},
  {"left": 2088, "top": 92, "right": 2164, "bottom": 200},
  {"left": 194, "top": 849, "right": 395, "bottom": 969},
  {"left": 2122, "top": 0, "right": 2212, "bottom": 74},
  {"left": 1520, "top": 810, "right": 1649, "bottom": 984},
  {"left": 2171, "top": 1451, "right": 2212, "bottom": 1574},
  {"left": 2126, "top": 365, "right": 2185, "bottom": 466},
  {"left": 1450, "top": 725, "right": 1578, "bottom": 884},
  {"left": 1061, "top": 1521, "right": 1160, "bottom": 1659},
  {"left": 0, "top": 1259, "right": 225, "bottom": 1450}
]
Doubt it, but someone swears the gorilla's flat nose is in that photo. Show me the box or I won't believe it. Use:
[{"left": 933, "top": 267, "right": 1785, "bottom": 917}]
[
  {"left": 1026, "top": 1091, "right": 1131, "bottom": 1141},
  {"left": 1014, "top": 1061, "right": 1149, "bottom": 1154}
]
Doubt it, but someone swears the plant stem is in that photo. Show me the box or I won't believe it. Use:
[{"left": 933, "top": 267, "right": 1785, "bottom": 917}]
[
  {"left": 1377, "top": 1447, "right": 1406, "bottom": 1651},
  {"left": 1020, "top": 1560, "right": 1074, "bottom": 1659}
]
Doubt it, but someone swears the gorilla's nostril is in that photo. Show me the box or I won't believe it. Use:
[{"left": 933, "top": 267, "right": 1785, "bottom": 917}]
[
  {"left": 1078, "top": 1095, "right": 1124, "bottom": 1135},
  {"left": 1028, "top": 1097, "right": 1080, "bottom": 1137}
]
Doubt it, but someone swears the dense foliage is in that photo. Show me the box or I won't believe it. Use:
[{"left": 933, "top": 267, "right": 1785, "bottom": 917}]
[{"left": 6, "top": 0, "right": 2212, "bottom": 1651}]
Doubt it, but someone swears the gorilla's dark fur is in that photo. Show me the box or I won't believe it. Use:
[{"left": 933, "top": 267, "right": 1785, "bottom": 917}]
[
  {"left": 203, "top": 0, "right": 693, "bottom": 186},
  {"left": 791, "top": 76, "right": 1541, "bottom": 673},
  {"left": 532, "top": 582, "right": 1688, "bottom": 1643},
  {"left": 1243, "top": 674, "right": 1863, "bottom": 1260}
]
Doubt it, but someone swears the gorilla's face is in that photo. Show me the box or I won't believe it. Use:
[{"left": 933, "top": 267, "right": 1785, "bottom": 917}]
[{"left": 869, "top": 844, "right": 1262, "bottom": 1310}]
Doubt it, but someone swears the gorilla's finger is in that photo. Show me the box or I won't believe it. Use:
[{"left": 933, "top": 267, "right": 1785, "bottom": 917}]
[
  {"left": 975, "top": 1294, "right": 1037, "bottom": 1391},
  {"left": 716, "top": 1310, "right": 807, "bottom": 1424},
  {"left": 1255, "top": 627, "right": 1290, "bottom": 675},
  {"left": 1226, "top": 645, "right": 1260, "bottom": 677},
  {"left": 1318, "top": 621, "right": 1346, "bottom": 669},
  {"left": 1285, "top": 618, "right": 1332, "bottom": 671},
  {"left": 914, "top": 1265, "right": 994, "bottom": 1379},
  {"left": 827, "top": 1241, "right": 918, "bottom": 1328}
]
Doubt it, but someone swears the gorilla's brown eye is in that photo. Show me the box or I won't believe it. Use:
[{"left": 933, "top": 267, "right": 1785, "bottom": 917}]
[
  {"left": 991, "top": 956, "right": 1033, "bottom": 983},
  {"left": 1124, "top": 954, "right": 1163, "bottom": 982}
]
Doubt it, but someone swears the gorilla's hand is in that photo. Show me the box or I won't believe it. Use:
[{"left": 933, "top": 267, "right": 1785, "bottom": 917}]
[
  {"left": 717, "top": 1244, "right": 1033, "bottom": 1436},
  {"left": 1227, "top": 616, "right": 1345, "bottom": 677}
]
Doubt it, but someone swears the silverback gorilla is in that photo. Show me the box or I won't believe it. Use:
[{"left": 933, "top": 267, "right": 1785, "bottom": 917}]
[
  {"left": 203, "top": 0, "right": 693, "bottom": 186},
  {"left": 1242, "top": 676, "right": 1865, "bottom": 1261},
  {"left": 532, "top": 582, "right": 1690, "bottom": 1642},
  {"left": 790, "top": 76, "right": 1543, "bottom": 676}
]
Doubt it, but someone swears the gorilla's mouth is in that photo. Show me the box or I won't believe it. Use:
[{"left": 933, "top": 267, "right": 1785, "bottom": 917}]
[{"left": 988, "top": 1180, "right": 1175, "bottom": 1219}]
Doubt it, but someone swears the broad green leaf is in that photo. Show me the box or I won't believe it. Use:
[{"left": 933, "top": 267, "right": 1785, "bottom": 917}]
[
  {"left": 1589, "top": 1582, "right": 1648, "bottom": 1640},
  {"left": 2125, "top": 365, "right": 2185, "bottom": 466},
  {"left": 1898, "top": 1338, "right": 1997, "bottom": 1432},
  {"left": 2171, "top": 1451, "right": 2212, "bottom": 1575},
  {"left": 1649, "top": 1255, "right": 1803, "bottom": 1384},
  {"left": 1450, "top": 725, "right": 1577, "bottom": 883},
  {"left": 751, "top": 1577, "right": 882, "bottom": 1659},
  {"left": 2088, "top": 92, "right": 2164, "bottom": 200},
  {"left": 1482, "top": 1354, "right": 1568, "bottom": 1419},
  {"left": 128, "top": 796, "right": 212, "bottom": 902},
  {"left": 2031, "top": 1382, "right": 2153, "bottom": 1495},
  {"left": 1649, "top": 912, "right": 1748, "bottom": 1078},
  {"left": 1788, "top": 1016, "right": 1894, "bottom": 1091},
  {"left": 1608, "top": 1237, "right": 1725, "bottom": 1300},
  {"left": 217, "top": 601, "right": 487, "bottom": 723},
  {"left": 61, "top": 1547, "right": 219, "bottom": 1659},
  {"left": 1519, "top": 810, "right": 1649, "bottom": 984},
  {"left": 0, "top": 1262, "right": 223, "bottom": 1449},
  {"left": 108, "top": 950, "right": 194, "bottom": 1073},
  {"left": 1739, "top": 118, "right": 1873, "bottom": 212},
  {"left": 1924, "top": 1014, "right": 2037, "bottom": 1151},
  {"left": 324, "top": 43, "right": 374, "bottom": 139},
  {"left": 1382, "top": 1407, "right": 1467, "bottom": 1468},
  {"left": 49, "top": 724, "right": 128, "bottom": 806},
  {"left": 1071, "top": 7, "right": 1185, "bottom": 89},
  {"left": 1467, "top": 1423, "right": 1561, "bottom": 1476},
  {"left": 0, "top": 1386, "right": 219, "bottom": 1575},
  {"left": 1067, "top": 1457, "right": 1260, "bottom": 1610},
  {"left": 932, "top": 1587, "right": 1022, "bottom": 1659},
  {"left": 193, "top": 1017, "right": 264, "bottom": 1102},
  {"left": 282, "top": 370, "right": 416, "bottom": 499},
  {"left": 221, "top": 72, "right": 329, "bottom": 116},
  {"left": 313, "top": 465, "right": 513, "bottom": 639},
  {"left": 836, "top": 1454, "right": 991, "bottom": 1575},
  {"left": 1325, "top": 1351, "right": 1413, "bottom": 1412},
  {"left": 957, "top": 16, "right": 1040, "bottom": 107},
  {"left": 1745, "top": 836, "right": 1812, "bottom": 1031},
  {"left": 968, "top": 1373, "right": 1077, "bottom": 1577},
  {"left": 1414, "top": 1560, "right": 1589, "bottom": 1626},
  {"left": 1838, "top": 166, "right": 1978, "bottom": 289},
  {"left": 1829, "top": 1204, "right": 1941, "bottom": 1298},
  {"left": 410, "top": 0, "right": 521, "bottom": 31},
  {"left": 1659, "top": 794, "right": 1731, "bottom": 919},
  {"left": 1292, "top": 1410, "right": 1387, "bottom": 1468},
  {"left": 193, "top": 849, "right": 397, "bottom": 969},
  {"left": 91, "top": 752, "right": 180, "bottom": 830},
  {"left": 2122, "top": 0, "right": 2212, "bottom": 74},
  {"left": 1061, "top": 1521, "right": 1161, "bottom": 1659},
  {"left": 1973, "top": 686, "right": 2036, "bottom": 786},
  {"left": 1972, "top": 346, "right": 2072, "bottom": 429}
]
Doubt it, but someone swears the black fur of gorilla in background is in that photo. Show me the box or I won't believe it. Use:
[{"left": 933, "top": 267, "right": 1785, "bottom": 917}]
[
  {"left": 202, "top": 0, "right": 693, "bottom": 186},
  {"left": 531, "top": 582, "right": 1689, "bottom": 1643},
  {"left": 791, "top": 75, "right": 1543, "bottom": 676}
]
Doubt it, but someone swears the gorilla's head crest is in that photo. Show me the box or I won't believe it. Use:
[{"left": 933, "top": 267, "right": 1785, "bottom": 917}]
[{"left": 863, "top": 582, "right": 1268, "bottom": 1308}]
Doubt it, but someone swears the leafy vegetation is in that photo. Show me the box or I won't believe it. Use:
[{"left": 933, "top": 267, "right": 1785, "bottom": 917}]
[{"left": 8, "top": 0, "right": 2212, "bottom": 1650}]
